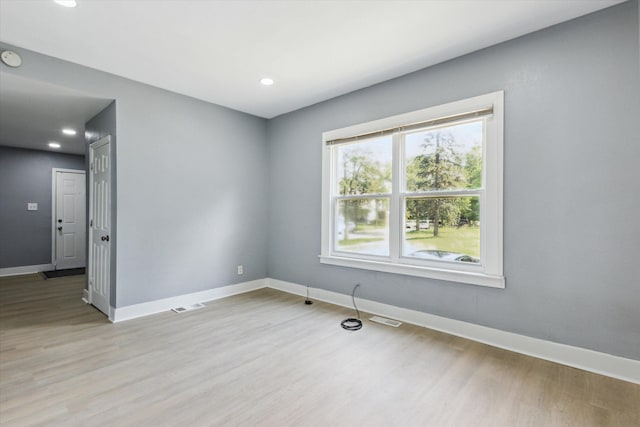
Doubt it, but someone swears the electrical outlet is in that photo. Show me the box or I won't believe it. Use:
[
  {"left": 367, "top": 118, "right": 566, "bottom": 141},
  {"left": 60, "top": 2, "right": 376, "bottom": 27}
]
[
  {"left": 237, "top": 265, "right": 243, "bottom": 275},
  {"left": 27, "top": 203, "right": 38, "bottom": 211}
]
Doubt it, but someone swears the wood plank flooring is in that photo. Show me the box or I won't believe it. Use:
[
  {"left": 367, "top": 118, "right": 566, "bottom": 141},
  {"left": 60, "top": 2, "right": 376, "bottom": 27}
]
[{"left": 1, "top": 274, "right": 638, "bottom": 426}]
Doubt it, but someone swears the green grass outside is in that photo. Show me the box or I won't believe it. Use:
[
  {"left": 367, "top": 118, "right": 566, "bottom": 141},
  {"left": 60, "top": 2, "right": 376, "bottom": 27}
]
[
  {"left": 339, "top": 237, "right": 384, "bottom": 246},
  {"left": 405, "top": 226, "right": 480, "bottom": 257},
  {"left": 339, "top": 225, "right": 480, "bottom": 257}
]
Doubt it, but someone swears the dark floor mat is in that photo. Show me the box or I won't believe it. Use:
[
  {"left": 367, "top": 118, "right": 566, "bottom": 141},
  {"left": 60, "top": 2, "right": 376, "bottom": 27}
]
[{"left": 42, "top": 268, "right": 86, "bottom": 279}]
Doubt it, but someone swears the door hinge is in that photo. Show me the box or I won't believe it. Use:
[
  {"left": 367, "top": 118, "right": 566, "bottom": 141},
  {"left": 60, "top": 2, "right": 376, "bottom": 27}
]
[
  {"left": 90, "top": 219, "right": 93, "bottom": 227},
  {"left": 90, "top": 164, "right": 94, "bottom": 171}
]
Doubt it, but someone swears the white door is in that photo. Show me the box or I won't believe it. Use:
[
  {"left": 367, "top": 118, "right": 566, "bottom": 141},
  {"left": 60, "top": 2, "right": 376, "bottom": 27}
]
[
  {"left": 89, "top": 136, "right": 111, "bottom": 315},
  {"left": 54, "top": 170, "right": 86, "bottom": 269}
]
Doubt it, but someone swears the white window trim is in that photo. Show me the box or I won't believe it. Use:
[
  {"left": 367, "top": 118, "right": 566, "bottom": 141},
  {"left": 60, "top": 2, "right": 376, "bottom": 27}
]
[{"left": 320, "top": 91, "right": 505, "bottom": 288}]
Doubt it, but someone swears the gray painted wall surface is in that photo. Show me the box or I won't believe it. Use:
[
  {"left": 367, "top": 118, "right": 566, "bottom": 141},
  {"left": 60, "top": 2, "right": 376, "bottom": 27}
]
[
  {"left": 85, "top": 102, "right": 117, "bottom": 302},
  {"left": 0, "top": 146, "right": 85, "bottom": 268},
  {"left": 266, "top": 2, "right": 640, "bottom": 360},
  {"left": 0, "top": 42, "right": 269, "bottom": 308}
]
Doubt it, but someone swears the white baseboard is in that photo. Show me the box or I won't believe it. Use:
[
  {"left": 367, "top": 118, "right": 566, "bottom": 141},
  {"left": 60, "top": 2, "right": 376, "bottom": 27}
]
[
  {"left": 82, "top": 289, "right": 89, "bottom": 304},
  {"left": 266, "top": 278, "right": 640, "bottom": 385},
  {"left": 0, "top": 264, "right": 54, "bottom": 277},
  {"left": 110, "top": 279, "right": 267, "bottom": 323}
]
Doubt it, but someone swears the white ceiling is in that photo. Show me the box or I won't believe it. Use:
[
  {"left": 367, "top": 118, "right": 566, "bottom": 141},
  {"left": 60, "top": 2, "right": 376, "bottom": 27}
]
[
  {"left": 0, "top": 0, "right": 624, "bottom": 120},
  {"left": 0, "top": 72, "right": 112, "bottom": 154}
]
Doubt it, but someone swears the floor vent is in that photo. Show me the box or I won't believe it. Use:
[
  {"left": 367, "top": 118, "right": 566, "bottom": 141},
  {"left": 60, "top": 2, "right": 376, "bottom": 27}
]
[
  {"left": 171, "top": 303, "right": 205, "bottom": 313},
  {"left": 369, "top": 316, "right": 402, "bottom": 327}
]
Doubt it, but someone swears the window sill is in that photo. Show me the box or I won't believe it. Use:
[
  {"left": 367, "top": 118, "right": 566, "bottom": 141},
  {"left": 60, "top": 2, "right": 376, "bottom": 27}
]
[{"left": 319, "top": 255, "right": 505, "bottom": 288}]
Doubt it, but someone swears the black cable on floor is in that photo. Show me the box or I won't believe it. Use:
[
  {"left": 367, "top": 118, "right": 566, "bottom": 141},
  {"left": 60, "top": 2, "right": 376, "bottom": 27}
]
[
  {"left": 304, "top": 285, "right": 313, "bottom": 305},
  {"left": 341, "top": 284, "right": 362, "bottom": 331}
]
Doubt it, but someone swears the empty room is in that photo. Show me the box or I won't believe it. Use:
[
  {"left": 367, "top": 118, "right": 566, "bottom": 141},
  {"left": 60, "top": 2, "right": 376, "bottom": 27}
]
[{"left": 0, "top": 0, "right": 638, "bottom": 425}]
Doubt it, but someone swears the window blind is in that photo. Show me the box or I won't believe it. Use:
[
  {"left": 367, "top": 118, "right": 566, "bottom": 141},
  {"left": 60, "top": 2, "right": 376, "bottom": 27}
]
[{"left": 325, "top": 106, "right": 493, "bottom": 146}]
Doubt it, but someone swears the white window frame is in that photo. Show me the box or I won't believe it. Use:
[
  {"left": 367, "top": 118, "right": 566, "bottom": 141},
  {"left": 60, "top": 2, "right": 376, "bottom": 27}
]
[{"left": 320, "top": 91, "right": 504, "bottom": 288}]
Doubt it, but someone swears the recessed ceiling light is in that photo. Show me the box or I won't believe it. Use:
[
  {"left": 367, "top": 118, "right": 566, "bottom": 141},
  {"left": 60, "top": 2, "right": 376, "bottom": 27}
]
[
  {"left": 62, "top": 128, "right": 77, "bottom": 135},
  {"left": 260, "top": 78, "right": 274, "bottom": 86},
  {"left": 54, "top": 0, "right": 77, "bottom": 7},
  {"left": 49, "top": 142, "right": 61, "bottom": 148}
]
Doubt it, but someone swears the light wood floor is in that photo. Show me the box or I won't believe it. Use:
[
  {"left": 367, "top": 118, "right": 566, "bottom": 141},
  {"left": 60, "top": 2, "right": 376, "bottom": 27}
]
[{"left": 1, "top": 274, "right": 638, "bottom": 427}]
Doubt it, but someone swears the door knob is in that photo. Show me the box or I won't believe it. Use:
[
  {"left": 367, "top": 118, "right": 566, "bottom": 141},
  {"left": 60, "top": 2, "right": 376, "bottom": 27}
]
[
  {"left": 57, "top": 226, "right": 62, "bottom": 231},
  {"left": 57, "top": 219, "right": 62, "bottom": 223},
  {"left": 101, "top": 235, "right": 110, "bottom": 242}
]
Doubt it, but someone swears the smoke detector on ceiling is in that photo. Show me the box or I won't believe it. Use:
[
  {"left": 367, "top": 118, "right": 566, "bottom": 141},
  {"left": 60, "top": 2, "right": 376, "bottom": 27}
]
[{"left": 1, "top": 50, "right": 22, "bottom": 68}]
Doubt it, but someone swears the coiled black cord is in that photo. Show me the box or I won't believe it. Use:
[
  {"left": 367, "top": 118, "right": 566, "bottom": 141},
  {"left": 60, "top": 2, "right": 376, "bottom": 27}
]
[{"left": 341, "top": 284, "right": 362, "bottom": 331}]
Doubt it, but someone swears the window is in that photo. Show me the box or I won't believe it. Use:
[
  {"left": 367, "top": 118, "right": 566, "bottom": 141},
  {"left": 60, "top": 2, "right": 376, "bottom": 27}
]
[{"left": 321, "top": 92, "right": 504, "bottom": 288}]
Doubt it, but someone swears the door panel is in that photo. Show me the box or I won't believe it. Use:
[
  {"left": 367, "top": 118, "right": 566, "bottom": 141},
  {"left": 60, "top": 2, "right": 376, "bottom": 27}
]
[
  {"left": 89, "top": 136, "right": 111, "bottom": 316},
  {"left": 63, "top": 234, "right": 75, "bottom": 257},
  {"left": 55, "top": 171, "right": 86, "bottom": 269}
]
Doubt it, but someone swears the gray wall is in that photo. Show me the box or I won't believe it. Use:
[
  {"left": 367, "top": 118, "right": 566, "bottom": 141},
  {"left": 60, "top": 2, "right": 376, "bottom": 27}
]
[
  {"left": 266, "top": 2, "right": 640, "bottom": 360},
  {"left": 0, "top": 146, "right": 85, "bottom": 268},
  {"left": 85, "top": 101, "right": 117, "bottom": 303},
  {"left": 0, "top": 41, "right": 269, "bottom": 308}
]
